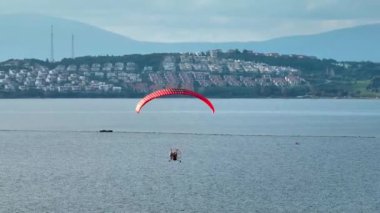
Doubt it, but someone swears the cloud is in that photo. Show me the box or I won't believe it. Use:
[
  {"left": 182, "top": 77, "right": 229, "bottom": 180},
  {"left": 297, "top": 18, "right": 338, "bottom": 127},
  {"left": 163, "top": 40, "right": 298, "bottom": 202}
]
[{"left": 0, "top": 0, "right": 379, "bottom": 41}]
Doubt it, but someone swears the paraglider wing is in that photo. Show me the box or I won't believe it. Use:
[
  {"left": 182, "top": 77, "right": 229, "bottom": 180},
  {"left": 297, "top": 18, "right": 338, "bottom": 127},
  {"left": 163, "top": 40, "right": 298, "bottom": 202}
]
[{"left": 136, "top": 88, "right": 215, "bottom": 113}]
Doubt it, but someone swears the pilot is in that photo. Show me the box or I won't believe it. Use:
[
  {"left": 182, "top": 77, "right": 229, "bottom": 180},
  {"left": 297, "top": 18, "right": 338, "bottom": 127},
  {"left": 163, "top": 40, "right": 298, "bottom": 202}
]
[{"left": 170, "top": 149, "right": 179, "bottom": 161}]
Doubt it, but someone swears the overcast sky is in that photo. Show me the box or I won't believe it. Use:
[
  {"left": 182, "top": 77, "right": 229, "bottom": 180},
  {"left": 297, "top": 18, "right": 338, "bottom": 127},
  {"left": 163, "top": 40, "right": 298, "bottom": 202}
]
[{"left": 0, "top": 0, "right": 379, "bottom": 42}]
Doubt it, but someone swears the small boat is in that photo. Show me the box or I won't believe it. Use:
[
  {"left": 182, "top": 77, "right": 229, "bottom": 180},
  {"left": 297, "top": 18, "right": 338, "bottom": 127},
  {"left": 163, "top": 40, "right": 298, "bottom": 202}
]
[{"left": 99, "top": 129, "right": 113, "bottom": 133}]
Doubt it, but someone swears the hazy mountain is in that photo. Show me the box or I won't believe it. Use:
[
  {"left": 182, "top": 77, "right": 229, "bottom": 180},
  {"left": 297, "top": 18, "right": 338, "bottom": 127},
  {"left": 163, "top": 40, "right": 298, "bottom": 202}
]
[
  {"left": 0, "top": 14, "right": 379, "bottom": 62},
  {"left": 250, "top": 24, "right": 380, "bottom": 62},
  {"left": 0, "top": 14, "right": 147, "bottom": 61}
]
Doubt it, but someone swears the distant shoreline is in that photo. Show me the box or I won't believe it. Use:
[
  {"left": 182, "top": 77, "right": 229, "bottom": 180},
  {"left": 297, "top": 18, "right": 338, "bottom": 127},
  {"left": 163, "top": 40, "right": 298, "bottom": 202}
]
[
  {"left": 2, "top": 51, "right": 379, "bottom": 100},
  {"left": 0, "top": 97, "right": 379, "bottom": 100}
]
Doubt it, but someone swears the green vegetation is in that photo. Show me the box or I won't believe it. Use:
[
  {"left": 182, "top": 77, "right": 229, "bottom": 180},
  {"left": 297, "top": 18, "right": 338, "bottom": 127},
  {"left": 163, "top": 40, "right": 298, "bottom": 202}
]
[{"left": 0, "top": 50, "right": 379, "bottom": 98}]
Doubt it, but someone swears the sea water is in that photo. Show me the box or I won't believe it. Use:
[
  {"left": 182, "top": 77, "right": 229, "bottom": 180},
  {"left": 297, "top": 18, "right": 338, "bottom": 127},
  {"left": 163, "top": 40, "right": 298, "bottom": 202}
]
[{"left": 0, "top": 99, "right": 379, "bottom": 212}]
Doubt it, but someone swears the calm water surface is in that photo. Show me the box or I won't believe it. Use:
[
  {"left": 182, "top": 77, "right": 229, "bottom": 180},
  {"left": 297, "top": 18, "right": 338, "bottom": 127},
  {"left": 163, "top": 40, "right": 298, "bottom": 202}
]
[{"left": 0, "top": 99, "right": 379, "bottom": 212}]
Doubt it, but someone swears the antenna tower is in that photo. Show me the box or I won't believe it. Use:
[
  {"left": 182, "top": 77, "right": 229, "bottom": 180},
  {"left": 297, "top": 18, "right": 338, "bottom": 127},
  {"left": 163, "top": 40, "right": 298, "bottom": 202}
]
[
  {"left": 71, "top": 34, "right": 75, "bottom": 58},
  {"left": 50, "top": 25, "right": 54, "bottom": 62}
]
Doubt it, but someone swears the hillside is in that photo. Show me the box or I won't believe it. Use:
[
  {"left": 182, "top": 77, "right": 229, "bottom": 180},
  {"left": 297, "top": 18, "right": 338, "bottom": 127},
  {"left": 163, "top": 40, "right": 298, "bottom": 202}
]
[{"left": 1, "top": 50, "right": 379, "bottom": 98}]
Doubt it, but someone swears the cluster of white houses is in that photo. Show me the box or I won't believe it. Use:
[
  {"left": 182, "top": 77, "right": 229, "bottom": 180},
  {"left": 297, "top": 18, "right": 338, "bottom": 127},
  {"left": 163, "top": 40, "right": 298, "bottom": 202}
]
[{"left": 0, "top": 52, "right": 306, "bottom": 94}]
